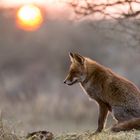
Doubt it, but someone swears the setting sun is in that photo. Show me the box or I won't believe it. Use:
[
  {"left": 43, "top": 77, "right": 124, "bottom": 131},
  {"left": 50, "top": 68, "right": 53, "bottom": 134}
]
[{"left": 16, "top": 4, "right": 43, "bottom": 31}]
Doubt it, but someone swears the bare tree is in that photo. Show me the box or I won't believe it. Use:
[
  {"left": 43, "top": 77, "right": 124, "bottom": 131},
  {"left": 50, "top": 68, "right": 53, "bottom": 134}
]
[
  {"left": 66, "top": 0, "right": 140, "bottom": 47},
  {"left": 67, "top": 0, "right": 140, "bottom": 19}
]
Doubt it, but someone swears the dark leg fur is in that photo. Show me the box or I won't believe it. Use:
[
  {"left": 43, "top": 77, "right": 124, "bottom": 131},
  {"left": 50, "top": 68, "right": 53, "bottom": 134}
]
[
  {"left": 112, "top": 118, "right": 140, "bottom": 132},
  {"left": 95, "top": 101, "right": 109, "bottom": 133}
]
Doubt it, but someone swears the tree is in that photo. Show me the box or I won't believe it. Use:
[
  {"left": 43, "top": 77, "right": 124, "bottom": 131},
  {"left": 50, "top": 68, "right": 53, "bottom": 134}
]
[
  {"left": 67, "top": 0, "right": 140, "bottom": 19},
  {"left": 66, "top": 0, "right": 140, "bottom": 47}
]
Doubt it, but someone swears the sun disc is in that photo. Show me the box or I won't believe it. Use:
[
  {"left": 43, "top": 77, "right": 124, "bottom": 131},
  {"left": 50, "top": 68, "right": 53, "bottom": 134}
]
[{"left": 16, "top": 4, "right": 43, "bottom": 31}]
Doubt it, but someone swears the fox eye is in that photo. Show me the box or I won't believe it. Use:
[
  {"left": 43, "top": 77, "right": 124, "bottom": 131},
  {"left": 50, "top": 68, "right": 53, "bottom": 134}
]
[
  {"left": 70, "top": 70, "right": 78, "bottom": 75},
  {"left": 71, "top": 71, "right": 76, "bottom": 74}
]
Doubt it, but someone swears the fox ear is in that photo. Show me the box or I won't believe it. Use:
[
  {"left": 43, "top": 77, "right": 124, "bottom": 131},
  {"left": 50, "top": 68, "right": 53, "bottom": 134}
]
[
  {"left": 69, "top": 52, "right": 74, "bottom": 62},
  {"left": 73, "top": 53, "right": 85, "bottom": 65}
]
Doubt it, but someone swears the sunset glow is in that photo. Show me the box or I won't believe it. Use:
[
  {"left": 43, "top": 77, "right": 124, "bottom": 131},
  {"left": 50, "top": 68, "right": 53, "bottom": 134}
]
[
  {"left": 1, "top": 0, "right": 45, "bottom": 7},
  {"left": 16, "top": 5, "right": 43, "bottom": 31},
  {"left": 1, "top": 0, "right": 62, "bottom": 7}
]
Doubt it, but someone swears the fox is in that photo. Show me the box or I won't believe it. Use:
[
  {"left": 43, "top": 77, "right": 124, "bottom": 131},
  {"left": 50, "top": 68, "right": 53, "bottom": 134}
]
[{"left": 64, "top": 52, "right": 140, "bottom": 134}]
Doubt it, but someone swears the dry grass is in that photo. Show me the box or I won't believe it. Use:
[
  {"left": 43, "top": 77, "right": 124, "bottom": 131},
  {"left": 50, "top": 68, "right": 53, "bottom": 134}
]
[
  {"left": 0, "top": 115, "right": 24, "bottom": 140},
  {"left": 1, "top": 128, "right": 140, "bottom": 140},
  {"left": 54, "top": 130, "right": 140, "bottom": 140},
  {"left": 1, "top": 116, "right": 140, "bottom": 140}
]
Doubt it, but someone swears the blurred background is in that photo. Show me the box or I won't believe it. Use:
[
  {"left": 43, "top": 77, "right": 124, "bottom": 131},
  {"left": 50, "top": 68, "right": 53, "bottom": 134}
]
[{"left": 0, "top": 0, "right": 140, "bottom": 135}]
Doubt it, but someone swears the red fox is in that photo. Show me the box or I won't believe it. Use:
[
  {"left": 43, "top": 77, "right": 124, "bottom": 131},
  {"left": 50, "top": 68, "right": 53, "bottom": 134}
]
[{"left": 64, "top": 52, "right": 140, "bottom": 133}]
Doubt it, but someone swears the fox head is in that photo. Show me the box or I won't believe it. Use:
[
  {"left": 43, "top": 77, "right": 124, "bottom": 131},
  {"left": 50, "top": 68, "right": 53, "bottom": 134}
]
[{"left": 64, "top": 52, "right": 86, "bottom": 85}]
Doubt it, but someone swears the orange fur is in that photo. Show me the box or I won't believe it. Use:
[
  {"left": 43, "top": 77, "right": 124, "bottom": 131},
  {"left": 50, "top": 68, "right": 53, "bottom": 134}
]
[{"left": 64, "top": 53, "right": 140, "bottom": 133}]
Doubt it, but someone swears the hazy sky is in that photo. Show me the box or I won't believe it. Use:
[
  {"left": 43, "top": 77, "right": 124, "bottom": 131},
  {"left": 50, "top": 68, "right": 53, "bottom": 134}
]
[{"left": 0, "top": 0, "right": 60, "bottom": 7}]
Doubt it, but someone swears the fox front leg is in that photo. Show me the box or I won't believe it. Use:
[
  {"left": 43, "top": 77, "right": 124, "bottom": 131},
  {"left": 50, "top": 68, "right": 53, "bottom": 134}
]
[{"left": 94, "top": 101, "right": 109, "bottom": 134}]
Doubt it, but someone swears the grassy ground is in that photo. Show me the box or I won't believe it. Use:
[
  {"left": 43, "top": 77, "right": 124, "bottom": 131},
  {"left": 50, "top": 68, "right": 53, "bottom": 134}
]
[
  {"left": 1, "top": 118, "right": 140, "bottom": 140},
  {"left": 54, "top": 130, "right": 140, "bottom": 140},
  {"left": 1, "top": 128, "right": 140, "bottom": 140}
]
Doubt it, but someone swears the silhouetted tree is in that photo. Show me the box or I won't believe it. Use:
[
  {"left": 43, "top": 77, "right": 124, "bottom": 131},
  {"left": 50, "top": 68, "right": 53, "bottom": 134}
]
[{"left": 67, "top": 0, "right": 140, "bottom": 47}]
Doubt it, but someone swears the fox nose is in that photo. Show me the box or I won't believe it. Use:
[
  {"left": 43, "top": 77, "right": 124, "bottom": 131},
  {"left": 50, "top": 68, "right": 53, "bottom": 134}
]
[{"left": 63, "top": 80, "right": 66, "bottom": 84}]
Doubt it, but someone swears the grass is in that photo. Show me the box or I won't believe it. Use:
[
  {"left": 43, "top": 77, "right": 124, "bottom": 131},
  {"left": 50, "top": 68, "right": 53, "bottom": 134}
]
[
  {"left": 54, "top": 130, "right": 140, "bottom": 140},
  {"left": 1, "top": 128, "right": 140, "bottom": 140},
  {"left": 0, "top": 117, "right": 140, "bottom": 140}
]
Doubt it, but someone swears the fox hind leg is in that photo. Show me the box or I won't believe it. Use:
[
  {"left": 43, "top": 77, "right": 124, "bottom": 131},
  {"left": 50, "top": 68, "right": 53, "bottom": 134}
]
[
  {"left": 111, "top": 118, "right": 140, "bottom": 132},
  {"left": 111, "top": 123, "right": 126, "bottom": 132}
]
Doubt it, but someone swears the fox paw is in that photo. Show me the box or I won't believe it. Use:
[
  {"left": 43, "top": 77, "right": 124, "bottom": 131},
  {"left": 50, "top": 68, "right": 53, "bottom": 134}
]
[
  {"left": 111, "top": 126, "right": 121, "bottom": 132},
  {"left": 111, "top": 124, "right": 124, "bottom": 132},
  {"left": 90, "top": 129, "right": 102, "bottom": 135}
]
